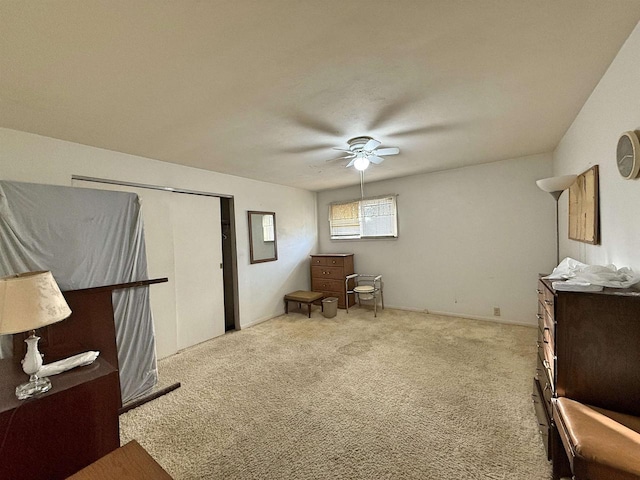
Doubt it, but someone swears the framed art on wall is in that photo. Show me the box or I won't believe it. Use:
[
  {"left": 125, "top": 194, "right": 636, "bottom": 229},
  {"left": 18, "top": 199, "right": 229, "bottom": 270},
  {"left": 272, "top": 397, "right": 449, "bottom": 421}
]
[{"left": 568, "top": 165, "right": 599, "bottom": 244}]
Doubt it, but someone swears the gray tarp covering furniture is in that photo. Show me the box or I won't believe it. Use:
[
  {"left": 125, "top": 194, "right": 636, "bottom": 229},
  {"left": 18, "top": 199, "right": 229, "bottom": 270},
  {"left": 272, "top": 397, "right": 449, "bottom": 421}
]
[{"left": 0, "top": 180, "right": 157, "bottom": 403}]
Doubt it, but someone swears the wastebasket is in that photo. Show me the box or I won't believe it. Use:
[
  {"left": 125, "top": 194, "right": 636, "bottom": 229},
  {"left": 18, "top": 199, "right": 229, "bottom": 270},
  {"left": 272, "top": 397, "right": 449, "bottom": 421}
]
[{"left": 322, "top": 297, "right": 338, "bottom": 318}]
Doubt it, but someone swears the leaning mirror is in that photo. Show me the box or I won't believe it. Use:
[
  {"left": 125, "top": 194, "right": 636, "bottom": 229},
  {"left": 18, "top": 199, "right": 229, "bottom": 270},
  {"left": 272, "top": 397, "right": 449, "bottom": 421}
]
[{"left": 248, "top": 211, "right": 278, "bottom": 264}]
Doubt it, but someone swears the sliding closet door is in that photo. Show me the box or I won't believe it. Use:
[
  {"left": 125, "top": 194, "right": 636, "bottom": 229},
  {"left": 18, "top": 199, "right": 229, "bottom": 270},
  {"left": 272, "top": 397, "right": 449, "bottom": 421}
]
[
  {"left": 120, "top": 187, "right": 179, "bottom": 358},
  {"left": 73, "top": 180, "right": 225, "bottom": 357},
  {"left": 171, "top": 193, "right": 224, "bottom": 350}
]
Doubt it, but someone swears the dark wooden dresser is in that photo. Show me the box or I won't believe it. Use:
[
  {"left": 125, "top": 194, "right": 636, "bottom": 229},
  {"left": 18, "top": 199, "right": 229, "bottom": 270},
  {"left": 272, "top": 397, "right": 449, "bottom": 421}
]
[
  {"left": 310, "top": 254, "right": 355, "bottom": 309},
  {"left": 0, "top": 357, "right": 120, "bottom": 480},
  {"left": 532, "top": 277, "right": 640, "bottom": 478}
]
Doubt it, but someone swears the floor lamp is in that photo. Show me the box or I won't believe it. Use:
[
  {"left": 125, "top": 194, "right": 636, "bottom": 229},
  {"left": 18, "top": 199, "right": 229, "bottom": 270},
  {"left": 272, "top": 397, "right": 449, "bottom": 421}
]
[{"left": 536, "top": 175, "right": 577, "bottom": 266}]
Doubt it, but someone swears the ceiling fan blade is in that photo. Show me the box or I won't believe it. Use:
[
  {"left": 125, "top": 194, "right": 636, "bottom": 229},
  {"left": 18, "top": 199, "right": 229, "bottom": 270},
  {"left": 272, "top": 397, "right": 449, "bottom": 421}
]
[
  {"left": 346, "top": 158, "right": 356, "bottom": 168},
  {"left": 388, "top": 124, "right": 456, "bottom": 137},
  {"left": 332, "top": 147, "right": 353, "bottom": 153},
  {"left": 367, "top": 95, "right": 420, "bottom": 130},
  {"left": 375, "top": 147, "right": 400, "bottom": 156},
  {"left": 290, "top": 111, "right": 341, "bottom": 136},
  {"left": 326, "top": 154, "right": 355, "bottom": 162},
  {"left": 363, "top": 138, "right": 381, "bottom": 151},
  {"left": 369, "top": 155, "right": 385, "bottom": 165},
  {"left": 280, "top": 143, "right": 335, "bottom": 154}
]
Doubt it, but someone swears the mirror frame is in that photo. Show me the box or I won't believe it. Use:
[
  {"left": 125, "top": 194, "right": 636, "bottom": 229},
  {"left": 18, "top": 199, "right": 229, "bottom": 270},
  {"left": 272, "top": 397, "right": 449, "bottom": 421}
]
[{"left": 248, "top": 211, "right": 278, "bottom": 264}]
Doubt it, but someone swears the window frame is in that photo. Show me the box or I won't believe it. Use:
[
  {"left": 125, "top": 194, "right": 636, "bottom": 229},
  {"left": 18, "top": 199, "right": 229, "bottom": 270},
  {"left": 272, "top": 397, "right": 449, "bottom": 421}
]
[{"left": 328, "top": 194, "right": 398, "bottom": 240}]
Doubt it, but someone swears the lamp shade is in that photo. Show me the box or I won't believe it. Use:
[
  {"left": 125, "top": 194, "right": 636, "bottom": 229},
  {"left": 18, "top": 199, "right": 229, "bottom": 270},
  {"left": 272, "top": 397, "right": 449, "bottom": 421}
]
[
  {"left": 536, "top": 175, "right": 577, "bottom": 193},
  {"left": 0, "top": 271, "right": 71, "bottom": 335},
  {"left": 354, "top": 156, "right": 370, "bottom": 171}
]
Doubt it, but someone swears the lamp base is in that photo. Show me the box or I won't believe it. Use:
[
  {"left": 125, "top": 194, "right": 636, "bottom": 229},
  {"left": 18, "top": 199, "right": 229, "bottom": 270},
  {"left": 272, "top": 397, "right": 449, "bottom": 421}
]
[{"left": 15, "top": 374, "right": 52, "bottom": 400}]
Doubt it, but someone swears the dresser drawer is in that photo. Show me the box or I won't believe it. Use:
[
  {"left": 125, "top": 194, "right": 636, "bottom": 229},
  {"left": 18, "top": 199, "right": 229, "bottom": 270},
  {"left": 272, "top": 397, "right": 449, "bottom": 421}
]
[
  {"left": 542, "top": 345, "right": 555, "bottom": 393},
  {"left": 311, "top": 265, "right": 345, "bottom": 280},
  {"left": 311, "top": 278, "right": 343, "bottom": 293},
  {"left": 310, "top": 256, "right": 327, "bottom": 266},
  {"left": 324, "top": 257, "right": 344, "bottom": 266},
  {"left": 537, "top": 331, "right": 553, "bottom": 391},
  {"left": 541, "top": 310, "right": 554, "bottom": 353},
  {"left": 535, "top": 346, "right": 545, "bottom": 382},
  {"left": 310, "top": 256, "right": 346, "bottom": 267},
  {"left": 538, "top": 280, "right": 555, "bottom": 318},
  {"left": 537, "top": 352, "right": 553, "bottom": 408},
  {"left": 537, "top": 305, "right": 545, "bottom": 333},
  {"left": 532, "top": 377, "right": 552, "bottom": 461},
  {"left": 537, "top": 281, "right": 546, "bottom": 307},
  {"left": 537, "top": 306, "right": 553, "bottom": 354}
]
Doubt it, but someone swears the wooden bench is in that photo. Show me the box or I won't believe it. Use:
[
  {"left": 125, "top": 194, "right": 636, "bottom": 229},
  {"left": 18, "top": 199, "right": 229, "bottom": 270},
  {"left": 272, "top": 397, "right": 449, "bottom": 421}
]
[
  {"left": 553, "top": 397, "right": 640, "bottom": 480},
  {"left": 284, "top": 291, "right": 324, "bottom": 318}
]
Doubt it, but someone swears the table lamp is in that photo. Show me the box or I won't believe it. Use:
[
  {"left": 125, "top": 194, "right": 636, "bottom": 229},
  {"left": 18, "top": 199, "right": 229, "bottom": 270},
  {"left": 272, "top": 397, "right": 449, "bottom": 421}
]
[{"left": 0, "top": 271, "right": 72, "bottom": 399}]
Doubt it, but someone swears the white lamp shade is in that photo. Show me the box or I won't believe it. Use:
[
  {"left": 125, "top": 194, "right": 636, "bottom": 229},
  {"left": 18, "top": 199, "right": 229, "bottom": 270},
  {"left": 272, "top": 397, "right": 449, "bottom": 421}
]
[
  {"left": 536, "top": 175, "right": 577, "bottom": 193},
  {"left": 0, "top": 271, "right": 71, "bottom": 335}
]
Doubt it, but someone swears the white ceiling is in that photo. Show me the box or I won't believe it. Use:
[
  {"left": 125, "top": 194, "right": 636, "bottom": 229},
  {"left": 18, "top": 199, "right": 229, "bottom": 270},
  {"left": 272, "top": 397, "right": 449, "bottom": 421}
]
[{"left": 2, "top": 1, "right": 640, "bottom": 191}]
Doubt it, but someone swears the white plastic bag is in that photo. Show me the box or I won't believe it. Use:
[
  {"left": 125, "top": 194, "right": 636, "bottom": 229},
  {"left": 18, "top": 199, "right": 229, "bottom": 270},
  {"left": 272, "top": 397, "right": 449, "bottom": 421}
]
[
  {"left": 545, "top": 257, "right": 639, "bottom": 289},
  {"left": 39, "top": 351, "right": 100, "bottom": 377}
]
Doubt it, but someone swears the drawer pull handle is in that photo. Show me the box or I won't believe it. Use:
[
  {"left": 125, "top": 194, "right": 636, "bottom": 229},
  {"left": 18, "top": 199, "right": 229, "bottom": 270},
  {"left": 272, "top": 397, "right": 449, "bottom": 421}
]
[
  {"left": 544, "top": 300, "right": 553, "bottom": 305},
  {"left": 536, "top": 289, "right": 543, "bottom": 294},
  {"left": 536, "top": 314, "right": 542, "bottom": 320}
]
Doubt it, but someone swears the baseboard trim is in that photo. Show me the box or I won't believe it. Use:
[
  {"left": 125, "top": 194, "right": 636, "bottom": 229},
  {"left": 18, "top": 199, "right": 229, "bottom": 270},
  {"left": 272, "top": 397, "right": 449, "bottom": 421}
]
[
  {"left": 385, "top": 305, "right": 536, "bottom": 328},
  {"left": 241, "top": 313, "right": 280, "bottom": 329}
]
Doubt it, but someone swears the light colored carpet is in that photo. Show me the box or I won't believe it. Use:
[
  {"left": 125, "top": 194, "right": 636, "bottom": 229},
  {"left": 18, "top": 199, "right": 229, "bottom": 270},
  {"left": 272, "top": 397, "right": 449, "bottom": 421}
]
[{"left": 120, "top": 307, "right": 551, "bottom": 479}]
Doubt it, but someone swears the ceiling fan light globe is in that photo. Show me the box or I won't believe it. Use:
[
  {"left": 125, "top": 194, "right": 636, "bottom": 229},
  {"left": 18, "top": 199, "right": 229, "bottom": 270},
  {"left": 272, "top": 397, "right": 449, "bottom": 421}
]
[{"left": 354, "top": 157, "right": 370, "bottom": 171}]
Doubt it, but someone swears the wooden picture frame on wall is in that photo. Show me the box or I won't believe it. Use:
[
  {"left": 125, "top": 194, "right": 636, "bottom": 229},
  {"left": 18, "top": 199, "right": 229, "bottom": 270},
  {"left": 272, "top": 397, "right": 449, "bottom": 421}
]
[{"left": 568, "top": 165, "right": 600, "bottom": 244}]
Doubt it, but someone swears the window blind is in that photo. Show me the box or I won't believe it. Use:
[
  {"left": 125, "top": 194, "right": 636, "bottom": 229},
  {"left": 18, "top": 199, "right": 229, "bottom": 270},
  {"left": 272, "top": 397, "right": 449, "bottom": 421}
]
[{"left": 329, "top": 195, "right": 397, "bottom": 239}]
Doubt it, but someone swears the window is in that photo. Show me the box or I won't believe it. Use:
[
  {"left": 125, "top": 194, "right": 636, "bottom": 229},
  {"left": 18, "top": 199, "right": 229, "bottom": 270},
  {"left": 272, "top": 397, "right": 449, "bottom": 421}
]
[{"left": 329, "top": 195, "right": 398, "bottom": 239}]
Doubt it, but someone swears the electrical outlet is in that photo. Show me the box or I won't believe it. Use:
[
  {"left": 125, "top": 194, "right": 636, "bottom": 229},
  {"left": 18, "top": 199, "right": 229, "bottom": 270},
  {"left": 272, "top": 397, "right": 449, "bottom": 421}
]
[{"left": 493, "top": 307, "right": 501, "bottom": 316}]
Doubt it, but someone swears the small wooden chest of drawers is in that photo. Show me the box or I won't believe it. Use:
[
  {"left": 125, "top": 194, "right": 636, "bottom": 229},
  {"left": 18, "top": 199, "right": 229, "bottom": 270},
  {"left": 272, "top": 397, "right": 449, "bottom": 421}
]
[{"left": 310, "top": 254, "right": 355, "bottom": 309}]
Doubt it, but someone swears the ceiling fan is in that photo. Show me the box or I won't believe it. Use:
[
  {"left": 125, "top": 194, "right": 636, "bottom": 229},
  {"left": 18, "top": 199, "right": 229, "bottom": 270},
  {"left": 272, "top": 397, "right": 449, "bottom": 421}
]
[{"left": 331, "top": 136, "right": 400, "bottom": 170}]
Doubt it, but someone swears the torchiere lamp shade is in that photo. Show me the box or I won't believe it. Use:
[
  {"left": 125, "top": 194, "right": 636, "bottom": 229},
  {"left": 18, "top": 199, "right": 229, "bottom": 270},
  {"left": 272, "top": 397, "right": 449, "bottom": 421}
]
[
  {"left": 0, "top": 271, "right": 71, "bottom": 335},
  {"left": 536, "top": 175, "right": 577, "bottom": 195}
]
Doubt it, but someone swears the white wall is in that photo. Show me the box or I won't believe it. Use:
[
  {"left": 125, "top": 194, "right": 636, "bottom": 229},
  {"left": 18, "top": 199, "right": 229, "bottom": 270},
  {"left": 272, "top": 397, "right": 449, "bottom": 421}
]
[
  {"left": 317, "top": 154, "right": 554, "bottom": 326},
  {"left": 554, "top": 23, "right": 640, "bottom": 274},
  {"left": 0, "top": 128, "right": 317, "bottom": 357}
]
